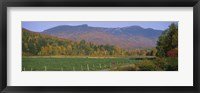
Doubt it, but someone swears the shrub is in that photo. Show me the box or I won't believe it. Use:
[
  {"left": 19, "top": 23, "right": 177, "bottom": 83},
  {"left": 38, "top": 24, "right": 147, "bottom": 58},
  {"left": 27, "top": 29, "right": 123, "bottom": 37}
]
[
  {"left": 136, "top": 60, "right": 161, "bottom": 71},
  {"left": 166, "top": 48, "right": 178, "bottom": 57},
  {"left": 110, "top": 64, "right": 139, "bottom": 71},
  {"left": 154, "top": 57, "right": 168, "bottom": 70},
  {"left": 109, "top": 58, "right": 178, "bottom": 71},
  {"left": 154, "top": 57, "right": 178, "bottom": 71},
  {"left": 164, "top": 58, "right": 178, "bottom": 71}
]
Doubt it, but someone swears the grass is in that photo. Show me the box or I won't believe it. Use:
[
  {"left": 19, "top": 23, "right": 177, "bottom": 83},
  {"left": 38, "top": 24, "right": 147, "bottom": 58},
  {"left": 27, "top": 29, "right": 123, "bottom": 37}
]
[
  {"left": 22, "top": 57, "right": 141, "bottom": 71},
  {"left": 22, "top": 57, "right": 178, "bottom": 71}
]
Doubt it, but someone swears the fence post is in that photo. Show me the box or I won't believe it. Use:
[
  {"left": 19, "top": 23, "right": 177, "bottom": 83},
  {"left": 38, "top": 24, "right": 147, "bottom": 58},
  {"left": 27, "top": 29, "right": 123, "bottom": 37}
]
[
  {"left": 99, "top": 64, "right": 101, "bottom": 68},
  {"left": 45, "top": 66, "right": 47, "bottom": 71},
  {"left": 31, "top": 67, "right": 32, "bottom": 71},
  {"left": 87, "top": 64, "right": 90, "bottom": 71}
]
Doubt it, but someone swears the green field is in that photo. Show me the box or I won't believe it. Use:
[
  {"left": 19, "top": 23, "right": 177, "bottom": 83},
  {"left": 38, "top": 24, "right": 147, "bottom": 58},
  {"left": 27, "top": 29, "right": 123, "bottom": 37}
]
[{"left": 22, "top": 57, "right": 144, "bottom": 71}]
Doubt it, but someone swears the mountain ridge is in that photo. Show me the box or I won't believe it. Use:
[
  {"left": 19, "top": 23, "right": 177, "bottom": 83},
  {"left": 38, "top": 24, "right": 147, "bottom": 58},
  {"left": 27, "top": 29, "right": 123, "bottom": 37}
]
[{"left": 40, "top": 24, "right": 163, "bottom": 49}]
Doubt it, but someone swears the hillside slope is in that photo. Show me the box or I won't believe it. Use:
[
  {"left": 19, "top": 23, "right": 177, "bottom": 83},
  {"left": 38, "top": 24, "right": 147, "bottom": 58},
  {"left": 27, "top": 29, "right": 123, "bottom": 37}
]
[{"left": 42, "top": 24, "right": 162, "bottom": 49}]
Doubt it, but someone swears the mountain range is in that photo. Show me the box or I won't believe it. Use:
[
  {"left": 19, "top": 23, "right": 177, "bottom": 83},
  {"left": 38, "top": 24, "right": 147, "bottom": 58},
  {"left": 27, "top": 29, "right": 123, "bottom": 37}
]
[{"left": 40, "top": 24, "right": 163, "bottom": 49}]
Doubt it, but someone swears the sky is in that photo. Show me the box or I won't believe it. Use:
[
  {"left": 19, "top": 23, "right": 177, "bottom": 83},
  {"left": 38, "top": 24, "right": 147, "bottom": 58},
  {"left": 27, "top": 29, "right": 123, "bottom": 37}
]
[{"left": 22, "top": 21, "right": 178, "bottom": 32}]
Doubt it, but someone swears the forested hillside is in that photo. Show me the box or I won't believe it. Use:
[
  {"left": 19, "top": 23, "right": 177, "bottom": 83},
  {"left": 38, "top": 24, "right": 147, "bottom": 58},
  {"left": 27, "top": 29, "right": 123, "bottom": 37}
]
[{"left": 22, "top": 28, "right": 154, "bottom": 56}]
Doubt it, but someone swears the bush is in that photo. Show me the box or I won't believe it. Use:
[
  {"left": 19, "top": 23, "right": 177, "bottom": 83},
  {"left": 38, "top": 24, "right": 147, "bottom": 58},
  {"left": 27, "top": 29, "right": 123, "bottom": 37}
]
[
  {"left": 154, "top": 57, "right": 178, "bottom": 71},
  {"left": 164, "top": 58, "right": 178, "bottom": 71},
  {"left": 110, "top": 64, "right": 139, "bottom": 71},
  {"left": 166, "top": 48, "right": 178, "bottom": 57},
  {"left": 154, "top": 57, "right": 168, "bottom": 70},
  {"left": 109, "top": 58, "right": 178, "bottom": 71},
  {"left": 136, "top": 60, "right": 161, "bottom": 71}
]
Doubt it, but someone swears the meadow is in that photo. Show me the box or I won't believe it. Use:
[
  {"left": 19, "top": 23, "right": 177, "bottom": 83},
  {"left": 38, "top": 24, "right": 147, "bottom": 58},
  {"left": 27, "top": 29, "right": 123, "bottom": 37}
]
[{"left": 22, "top": 57, "right": 142, "bottom": 71}]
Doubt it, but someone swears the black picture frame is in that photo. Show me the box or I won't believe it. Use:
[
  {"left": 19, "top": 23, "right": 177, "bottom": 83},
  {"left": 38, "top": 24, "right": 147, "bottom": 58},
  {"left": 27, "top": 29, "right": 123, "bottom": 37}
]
[{"left": 0, "top": 0, "right": 199, "bottom": 93}]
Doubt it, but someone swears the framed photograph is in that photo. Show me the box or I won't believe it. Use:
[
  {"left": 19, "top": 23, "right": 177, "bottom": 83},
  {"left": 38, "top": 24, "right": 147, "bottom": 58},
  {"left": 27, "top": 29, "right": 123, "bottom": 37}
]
[{"left": 0, "top": 0, "right": 199, "bottom": 93}]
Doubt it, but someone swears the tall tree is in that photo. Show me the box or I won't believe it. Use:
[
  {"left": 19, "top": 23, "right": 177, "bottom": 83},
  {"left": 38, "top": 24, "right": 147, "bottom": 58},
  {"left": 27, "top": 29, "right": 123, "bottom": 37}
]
[{"left": 156, "top": 23, "right": 178, "bottom": 57}]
